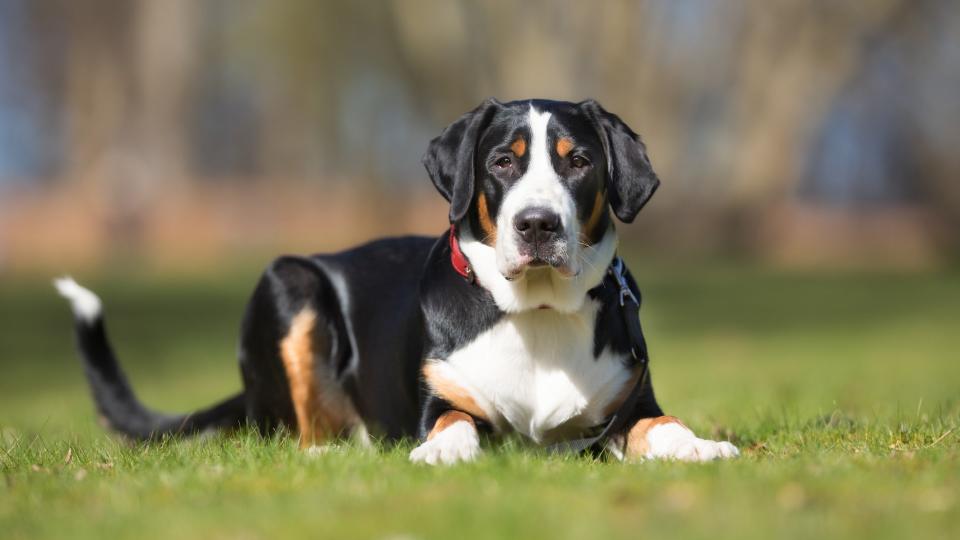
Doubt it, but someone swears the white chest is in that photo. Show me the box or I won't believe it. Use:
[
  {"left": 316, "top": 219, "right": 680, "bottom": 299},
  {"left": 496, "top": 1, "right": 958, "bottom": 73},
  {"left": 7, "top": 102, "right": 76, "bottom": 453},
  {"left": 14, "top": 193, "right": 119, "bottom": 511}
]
[{"left": 429, "top": 301, "right": 632, "bottom": 443}]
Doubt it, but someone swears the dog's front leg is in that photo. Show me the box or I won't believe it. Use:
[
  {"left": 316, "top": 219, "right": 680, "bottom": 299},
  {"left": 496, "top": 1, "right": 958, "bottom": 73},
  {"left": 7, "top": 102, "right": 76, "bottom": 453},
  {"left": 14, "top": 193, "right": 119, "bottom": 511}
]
[
  {"left": 410, "top": 363, "right": 490, "bottom": 465},
  {"left": 620, "top": 416, "right": 739, "bottom": 462},
  {"left": 409, "top": 409, "right": 482, "bottom": 465}
]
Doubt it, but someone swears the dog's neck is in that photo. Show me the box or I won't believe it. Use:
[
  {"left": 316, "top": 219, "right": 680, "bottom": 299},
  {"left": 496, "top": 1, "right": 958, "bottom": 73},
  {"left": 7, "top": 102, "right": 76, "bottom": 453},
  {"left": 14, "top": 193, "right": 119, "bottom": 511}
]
[{"left": 457, "top": 223, "right": 617, "bottom": 314}]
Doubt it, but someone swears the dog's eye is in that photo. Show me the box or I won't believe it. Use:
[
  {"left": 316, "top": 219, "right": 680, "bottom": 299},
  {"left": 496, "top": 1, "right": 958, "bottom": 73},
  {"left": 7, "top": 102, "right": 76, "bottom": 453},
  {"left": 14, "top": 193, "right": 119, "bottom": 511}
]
[
  {"left": 570, "top": 155, "right": 589, "bottom": 169},
  {"left": 495, "top": 157, "right": 513, "bottom": 169}
]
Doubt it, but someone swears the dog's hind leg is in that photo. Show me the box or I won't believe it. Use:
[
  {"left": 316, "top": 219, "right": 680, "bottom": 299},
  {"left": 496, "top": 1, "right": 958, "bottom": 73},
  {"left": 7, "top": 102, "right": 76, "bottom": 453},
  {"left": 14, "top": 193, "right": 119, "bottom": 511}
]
[
  {"left": 279, "top": 303, "right": 358, "bottom": 447},
  {"left": 240, "top": 256, "right": 360, "bottom": 448}
]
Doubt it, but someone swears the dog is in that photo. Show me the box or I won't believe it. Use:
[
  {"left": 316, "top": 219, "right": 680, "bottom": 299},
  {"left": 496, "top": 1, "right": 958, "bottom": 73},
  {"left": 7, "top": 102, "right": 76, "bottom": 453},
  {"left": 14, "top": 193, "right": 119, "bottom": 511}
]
[{"left": 56, "top": 98, "right": 738, "bottom": 464}]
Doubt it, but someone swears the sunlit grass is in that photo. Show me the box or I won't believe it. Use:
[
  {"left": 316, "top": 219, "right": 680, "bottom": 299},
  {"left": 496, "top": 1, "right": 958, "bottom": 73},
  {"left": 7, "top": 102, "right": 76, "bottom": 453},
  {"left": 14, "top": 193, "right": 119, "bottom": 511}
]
[{"left": 1, "top": 262, "right": 958, "bottom": 539}]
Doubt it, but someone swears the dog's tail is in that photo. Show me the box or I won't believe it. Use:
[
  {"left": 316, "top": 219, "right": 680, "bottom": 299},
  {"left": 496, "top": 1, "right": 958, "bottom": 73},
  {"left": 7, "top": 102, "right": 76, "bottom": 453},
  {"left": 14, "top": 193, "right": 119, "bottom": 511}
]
[{"left": 54, "top": 277, "right": 247, "bottom": 441}]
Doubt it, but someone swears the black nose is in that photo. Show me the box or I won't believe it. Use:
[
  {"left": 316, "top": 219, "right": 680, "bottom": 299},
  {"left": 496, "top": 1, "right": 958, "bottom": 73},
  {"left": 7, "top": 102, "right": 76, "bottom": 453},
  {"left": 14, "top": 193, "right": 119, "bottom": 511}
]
[{"left": 513, "top": 207, "right": 562, "bottom": 244}]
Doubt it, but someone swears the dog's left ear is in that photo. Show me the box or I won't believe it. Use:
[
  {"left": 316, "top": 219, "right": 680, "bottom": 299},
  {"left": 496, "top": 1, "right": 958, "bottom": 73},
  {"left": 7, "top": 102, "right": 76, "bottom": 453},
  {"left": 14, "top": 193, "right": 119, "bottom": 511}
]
[
  {"left": 423, "top": 98, "right": 501, "bottom": 223},
  {"left": 579, "top": 99, "right": 660, "bottom": 223}
]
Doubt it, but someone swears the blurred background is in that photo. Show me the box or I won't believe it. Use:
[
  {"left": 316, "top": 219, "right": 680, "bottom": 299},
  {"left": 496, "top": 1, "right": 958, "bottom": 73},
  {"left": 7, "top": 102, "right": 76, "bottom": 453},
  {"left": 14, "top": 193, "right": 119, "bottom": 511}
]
[
  {"left": 2, "top": 0, "right": 959, "bottom": 273},
  {"left": 1, "top": 1, "right": 959, "bottom": 438}
]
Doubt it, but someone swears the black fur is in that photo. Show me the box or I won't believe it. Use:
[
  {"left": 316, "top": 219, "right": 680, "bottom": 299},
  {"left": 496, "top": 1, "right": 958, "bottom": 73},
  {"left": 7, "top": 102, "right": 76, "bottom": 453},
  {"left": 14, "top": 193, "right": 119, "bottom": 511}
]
[
  {"left": 61, "top": 98, "right": 665, "bottom": 447},
  {"left": 423, "top": 99, "right": 503, "bottom": 223},
  {"left": 419, "top": 237, "right": 503, "bottom": 359},
  {"left": 240, "top": 237, "right": 435, "bottom": 439},
  {"left": 580, "top": 99, "right": 660, "bottom": 223},
  {"left": 68, "top": 315, "right": 246, "bottom": 440}
]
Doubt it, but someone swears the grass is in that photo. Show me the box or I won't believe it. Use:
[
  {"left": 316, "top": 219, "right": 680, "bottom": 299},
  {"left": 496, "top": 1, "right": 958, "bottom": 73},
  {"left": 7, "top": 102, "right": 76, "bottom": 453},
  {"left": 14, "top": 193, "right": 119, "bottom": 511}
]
[{"left": 1, "top": 260, "right": 959, "bottom": 539}]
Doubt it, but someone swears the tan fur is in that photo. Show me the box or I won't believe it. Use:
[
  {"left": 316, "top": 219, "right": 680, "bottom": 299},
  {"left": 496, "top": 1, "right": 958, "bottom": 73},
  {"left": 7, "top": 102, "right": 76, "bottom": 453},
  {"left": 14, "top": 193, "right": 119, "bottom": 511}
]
[
  {"left": 580, "top": 190, "right": 606, "bottom": 244},
  {"left": 280, "top": 307, "right": 356, "bottom": 447},
  {"left": 601, "top": 367, "right": 641, "bottom": 418},
  {"left": 422, "top": 363, "right": 490, "bottom": 422},
  {"left": 427, "top": 410, "right": 475, "bottom": 441},
  {"left": 556, "top": 137, "right": 574, "bottom": 158},
  {"left": 510, "top": 137, "right": 526, "bottom": 157},
  {"left": 477, "top": 192, "right": 497, "bottom": 245},
  {"left": 625, "top": 416, "right": 687, "bottom": 459}
]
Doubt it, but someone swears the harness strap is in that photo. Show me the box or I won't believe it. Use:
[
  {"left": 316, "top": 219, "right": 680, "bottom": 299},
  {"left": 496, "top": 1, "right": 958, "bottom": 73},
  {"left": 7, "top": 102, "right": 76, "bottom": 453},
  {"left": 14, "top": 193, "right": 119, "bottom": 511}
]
[{"left": 546, "top": 257, "right": 650, "bottom": 456}]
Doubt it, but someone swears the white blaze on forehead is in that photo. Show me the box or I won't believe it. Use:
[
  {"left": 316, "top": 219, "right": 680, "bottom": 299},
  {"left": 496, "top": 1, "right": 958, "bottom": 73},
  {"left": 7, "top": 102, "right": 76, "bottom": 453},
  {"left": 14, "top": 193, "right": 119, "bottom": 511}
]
[
  {"left": 527, "top": 107, "right": 552, "bottom": 173},
  {"left": 493, "top": 106, "right": 580, "bottom": 274},
  {"left": 506, "top": 106, "right": 571, "bottom": 217}
]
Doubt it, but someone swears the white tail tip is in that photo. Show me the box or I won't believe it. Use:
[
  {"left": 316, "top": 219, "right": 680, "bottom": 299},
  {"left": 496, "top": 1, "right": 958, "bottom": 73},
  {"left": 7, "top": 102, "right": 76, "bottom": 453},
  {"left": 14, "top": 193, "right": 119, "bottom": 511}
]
[{"left": 54, "top": 277, "right": 103, "bottom": 324}]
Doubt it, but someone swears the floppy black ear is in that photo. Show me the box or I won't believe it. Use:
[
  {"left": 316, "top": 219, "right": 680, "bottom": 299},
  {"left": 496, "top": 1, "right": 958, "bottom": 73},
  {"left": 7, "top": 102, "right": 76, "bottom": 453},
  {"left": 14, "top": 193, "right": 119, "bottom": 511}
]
[
  {"left": 423, "top": 98, "right": 501, "bottom": 223},
  {"left": 580, "top": 100, "right": 660, "bottom": 223}
]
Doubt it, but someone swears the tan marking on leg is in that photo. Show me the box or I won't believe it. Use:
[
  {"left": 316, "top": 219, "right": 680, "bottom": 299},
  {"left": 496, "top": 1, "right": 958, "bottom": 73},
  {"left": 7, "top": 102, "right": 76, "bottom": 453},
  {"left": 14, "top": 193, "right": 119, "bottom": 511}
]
[
  {"left": 556, "top": 137, "right": 574, "bottom": 158},
  {"left": 579, "top": 190, "right": 607, "bottom": 245},
  {"left": 422, "top": 363, "right": 490, "bottom": 423},
  {"left": 427, "top": 410, "right": 475, "bottom": 441},
  {"left": 510, "top": 137, "right": 526, "bottom": 157},
  {"left": 280, "top": 307, "right": 354, "bottom": 448},
  {"left": 280, "top": 308, "right": 319, "bottom": 447},
  {"left": 625, "top": 416, "right": 687, "bottom": 459},
  {"left": 477, "top": 192, "right": 497, "bottom": 245}
]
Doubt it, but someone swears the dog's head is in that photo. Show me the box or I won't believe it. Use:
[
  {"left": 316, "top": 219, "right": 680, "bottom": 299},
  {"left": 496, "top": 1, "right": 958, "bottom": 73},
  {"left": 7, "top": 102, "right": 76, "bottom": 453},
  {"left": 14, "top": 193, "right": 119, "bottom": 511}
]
[{"left": 424, "top": 99, "right": 659, "bottom": 311}]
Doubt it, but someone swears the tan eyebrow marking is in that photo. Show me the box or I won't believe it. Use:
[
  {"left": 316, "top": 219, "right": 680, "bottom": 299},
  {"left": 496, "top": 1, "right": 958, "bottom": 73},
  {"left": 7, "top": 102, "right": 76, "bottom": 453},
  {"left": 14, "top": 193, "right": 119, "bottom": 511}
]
[
  {"left": 510, "top": 137, "right": 526, "bottom": 157},
  {"left": 556, "top": 137, "right": 575, "bottom": 158}
]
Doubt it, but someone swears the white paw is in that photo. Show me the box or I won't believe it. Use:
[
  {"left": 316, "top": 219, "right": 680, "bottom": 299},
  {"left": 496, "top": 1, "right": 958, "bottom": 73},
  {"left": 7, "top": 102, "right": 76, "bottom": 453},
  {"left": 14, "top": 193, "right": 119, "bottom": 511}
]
[
  {"left": 665, "top": 438, "right": 739, "bottom": 461},
  {"left": 646, "top": 423, "right": 739, "bottom": 462},
  {"left": 409, "top": 421, "right": 481, "bottom": 465}
]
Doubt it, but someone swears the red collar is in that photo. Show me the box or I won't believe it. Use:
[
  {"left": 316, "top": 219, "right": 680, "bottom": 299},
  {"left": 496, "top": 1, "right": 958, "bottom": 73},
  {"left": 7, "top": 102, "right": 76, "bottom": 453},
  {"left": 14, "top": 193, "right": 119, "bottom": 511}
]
[{"left": 448, "top": 225, "right": 475, "bottom": 283}]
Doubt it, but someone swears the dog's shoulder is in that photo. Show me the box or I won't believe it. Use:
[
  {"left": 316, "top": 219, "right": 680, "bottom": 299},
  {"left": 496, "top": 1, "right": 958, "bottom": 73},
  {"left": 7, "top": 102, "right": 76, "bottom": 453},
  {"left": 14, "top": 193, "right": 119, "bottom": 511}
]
[{"left": 418, "top": 233, "right": 504, "bottom": 359}]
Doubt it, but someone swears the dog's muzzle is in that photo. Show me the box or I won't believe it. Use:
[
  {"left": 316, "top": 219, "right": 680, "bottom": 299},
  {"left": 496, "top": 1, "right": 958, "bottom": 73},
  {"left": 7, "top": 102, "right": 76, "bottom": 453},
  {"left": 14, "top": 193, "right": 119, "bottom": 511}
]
[{"left": 509, "top": 206, "right": 571, "bottom": 272}]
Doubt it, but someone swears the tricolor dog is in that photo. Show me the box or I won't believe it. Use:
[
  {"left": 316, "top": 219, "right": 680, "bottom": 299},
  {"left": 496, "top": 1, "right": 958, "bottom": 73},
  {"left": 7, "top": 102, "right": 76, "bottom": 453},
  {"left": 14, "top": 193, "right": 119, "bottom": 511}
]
[{"left": 56, "top": 99, "right": 738, "bottom": 464}]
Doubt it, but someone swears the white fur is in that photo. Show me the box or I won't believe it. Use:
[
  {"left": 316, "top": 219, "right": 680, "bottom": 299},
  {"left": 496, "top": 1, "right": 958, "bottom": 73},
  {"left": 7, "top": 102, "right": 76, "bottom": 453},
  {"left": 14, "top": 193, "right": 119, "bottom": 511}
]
[
  {"left": 644, "top": 422, "right": 740, "bottom": 462},
  {"left": 461, "top": 225, "right": 616, "bottom": 313},
  {"left": 424, "top": 299, "right": 633, "bottom": 444},
  {"left": 461, "top": 104, "right": 617, "bottom": 314},
  {"left": 53, "top": 277, "right": 102, "bottom": 324},
  {"left": 409, "top": 420, "right": 481, "bottom": 465},
  {"left": 495, "top": 106, "right": 582, "bottom": 280}
]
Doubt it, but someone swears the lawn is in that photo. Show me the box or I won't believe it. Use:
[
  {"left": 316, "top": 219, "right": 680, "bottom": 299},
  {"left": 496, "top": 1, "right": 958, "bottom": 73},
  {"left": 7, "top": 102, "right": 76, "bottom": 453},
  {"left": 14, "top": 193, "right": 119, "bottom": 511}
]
[{"left": 1, "top": 260, "right": 958, "bottom": 539}]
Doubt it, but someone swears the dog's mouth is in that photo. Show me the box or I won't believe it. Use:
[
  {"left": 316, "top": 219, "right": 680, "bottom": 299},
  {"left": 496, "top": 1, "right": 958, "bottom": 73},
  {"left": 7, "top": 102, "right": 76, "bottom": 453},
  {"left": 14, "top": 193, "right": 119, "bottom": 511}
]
[{"left": 502, "top": 253, "right": 579, "bottom": 281}]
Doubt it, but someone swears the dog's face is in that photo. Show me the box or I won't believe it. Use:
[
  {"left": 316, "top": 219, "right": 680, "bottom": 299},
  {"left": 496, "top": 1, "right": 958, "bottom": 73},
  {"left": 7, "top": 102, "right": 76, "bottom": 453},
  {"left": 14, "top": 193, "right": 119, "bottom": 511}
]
[{"left": 424, "top": 99, "right": 659, "bottom": 308}]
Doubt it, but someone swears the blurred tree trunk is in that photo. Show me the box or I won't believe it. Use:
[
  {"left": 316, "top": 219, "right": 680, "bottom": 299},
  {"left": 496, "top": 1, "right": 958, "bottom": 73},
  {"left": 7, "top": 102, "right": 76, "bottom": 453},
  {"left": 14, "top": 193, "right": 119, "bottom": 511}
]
[
  {"left": 133, "top": 0, "right": 197, "bottom": 192},
  {"left": 60, "top": 0, "right": 198, "bottom": 262},
  {"left": 728, "top": 0, "right": 915, "bottom": 207},
  {"left": 61, "top": 0, "right": 134, "bottom": 189}
]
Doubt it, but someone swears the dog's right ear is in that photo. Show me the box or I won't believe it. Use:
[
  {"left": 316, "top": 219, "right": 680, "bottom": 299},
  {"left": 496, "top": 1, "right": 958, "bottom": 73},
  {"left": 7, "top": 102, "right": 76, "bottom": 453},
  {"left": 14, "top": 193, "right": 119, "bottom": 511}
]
[{"left": 423, "top": 98, "right": 501, "bottom": 223}]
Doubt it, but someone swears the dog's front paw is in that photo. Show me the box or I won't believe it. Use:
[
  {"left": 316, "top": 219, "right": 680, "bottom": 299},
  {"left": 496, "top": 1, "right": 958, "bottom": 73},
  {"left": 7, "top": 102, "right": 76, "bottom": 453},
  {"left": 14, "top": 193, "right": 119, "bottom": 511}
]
[
  {"left": 662, "top": 438, "right": 739, "bottom": 461},
  {"left": 409, "top": 421, "right": 481, "bottom": 465},
  {"left": 646, "top": 423, "right": 739, "bottom": 462}
]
